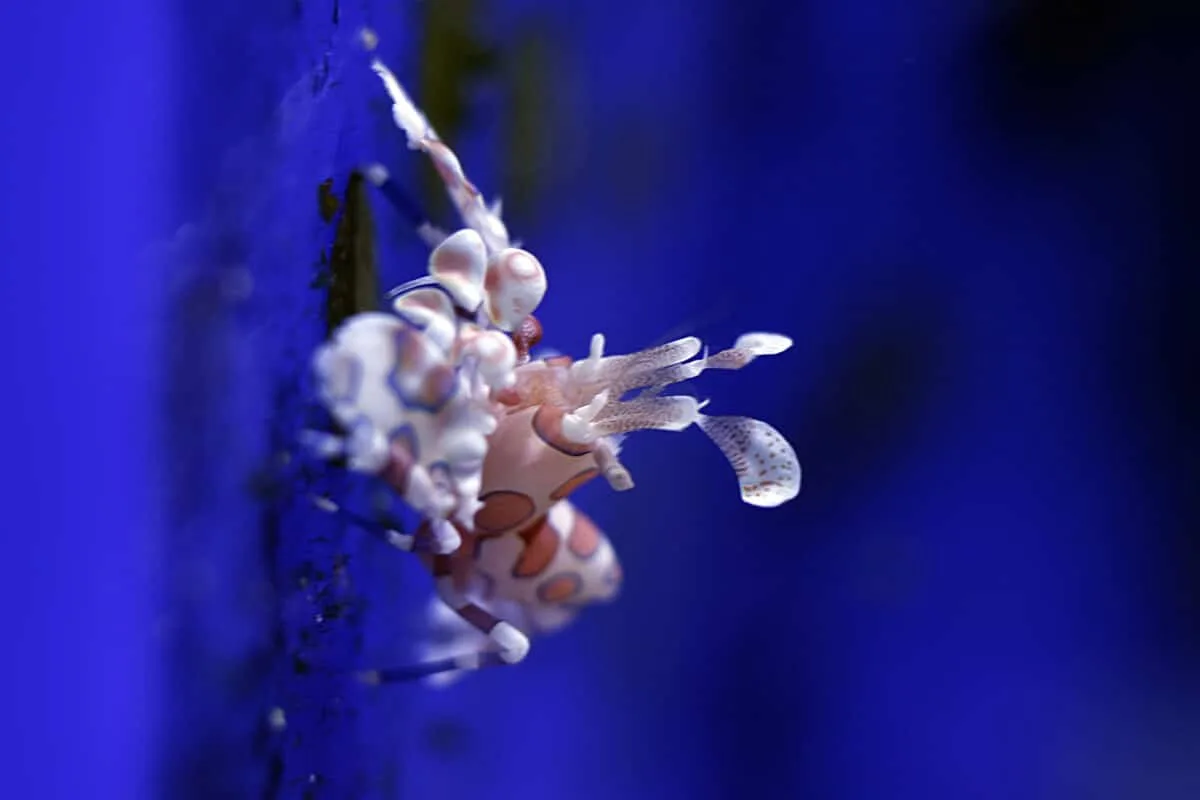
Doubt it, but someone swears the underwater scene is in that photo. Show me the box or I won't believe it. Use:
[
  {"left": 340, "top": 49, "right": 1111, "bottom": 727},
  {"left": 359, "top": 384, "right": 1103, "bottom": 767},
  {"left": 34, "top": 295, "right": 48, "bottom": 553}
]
[{"left": 8, "top": 1, "right": 1200, "bottom": 799}]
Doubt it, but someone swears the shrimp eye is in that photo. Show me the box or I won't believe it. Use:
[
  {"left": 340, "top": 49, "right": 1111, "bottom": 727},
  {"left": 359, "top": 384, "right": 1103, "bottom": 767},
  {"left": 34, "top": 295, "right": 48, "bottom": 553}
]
[{"left": 510, "top": 314, "right": 543, "bottom": 361}]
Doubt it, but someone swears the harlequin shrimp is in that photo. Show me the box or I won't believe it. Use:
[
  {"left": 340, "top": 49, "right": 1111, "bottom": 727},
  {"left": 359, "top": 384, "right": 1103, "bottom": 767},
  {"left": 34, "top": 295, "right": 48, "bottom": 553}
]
[{"left": 304, "top": 30, "right": 801, "bottom": 683}]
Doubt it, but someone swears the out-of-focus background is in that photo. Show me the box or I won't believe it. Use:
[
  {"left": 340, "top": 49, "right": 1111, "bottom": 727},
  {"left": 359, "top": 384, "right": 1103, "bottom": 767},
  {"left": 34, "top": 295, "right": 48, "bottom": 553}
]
[{"left": 6, "top": 1, "right": 1200, "bottom": 798}]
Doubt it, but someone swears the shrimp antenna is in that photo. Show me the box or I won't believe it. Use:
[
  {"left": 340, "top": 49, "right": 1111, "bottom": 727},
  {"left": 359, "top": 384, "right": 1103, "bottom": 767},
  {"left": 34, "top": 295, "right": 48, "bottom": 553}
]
[
  {"left": 360, "top": 27, "right": 513, "bottom": 257},
  {"left": 362, "top": 162, "right": 448, "bottom": 248}
]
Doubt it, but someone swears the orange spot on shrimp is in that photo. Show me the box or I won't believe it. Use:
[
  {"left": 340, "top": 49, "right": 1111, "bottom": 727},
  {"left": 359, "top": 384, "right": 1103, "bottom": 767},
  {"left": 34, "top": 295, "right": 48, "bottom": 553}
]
[
  {"left": 550, "top": 467, "right": 600, "bottom": 501},
  {"left": 474, "top": 490, "right": 536, "bottom": 534},
  {"left": 513, "top": 517, "right": 559, "bottom": 578},
  {"left": 537, "top": 572, "right": 583, "bottom": 603}
]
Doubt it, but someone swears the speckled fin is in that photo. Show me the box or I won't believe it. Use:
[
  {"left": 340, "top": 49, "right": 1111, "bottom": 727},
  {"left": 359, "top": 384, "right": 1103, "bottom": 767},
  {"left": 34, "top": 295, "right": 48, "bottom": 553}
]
[{"left": 696, "top": 414, "right": 800, "bottom": 507}]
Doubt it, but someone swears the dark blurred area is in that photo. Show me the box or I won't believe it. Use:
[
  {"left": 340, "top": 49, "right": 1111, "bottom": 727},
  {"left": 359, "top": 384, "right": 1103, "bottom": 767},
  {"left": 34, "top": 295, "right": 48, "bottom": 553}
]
[{"left": 6, "top": 0, "right": 1200, "bottom": 798}]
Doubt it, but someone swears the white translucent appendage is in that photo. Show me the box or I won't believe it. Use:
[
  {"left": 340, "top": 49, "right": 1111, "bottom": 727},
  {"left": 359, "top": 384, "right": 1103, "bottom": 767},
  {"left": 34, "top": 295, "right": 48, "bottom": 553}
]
[{"left": 697, "top": 414, "right": 801, "bottom": 507}]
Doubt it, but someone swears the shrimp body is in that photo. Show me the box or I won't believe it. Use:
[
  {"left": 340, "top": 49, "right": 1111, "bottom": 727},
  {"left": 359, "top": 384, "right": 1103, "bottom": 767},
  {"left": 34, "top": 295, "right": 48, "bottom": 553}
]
[{"left": 412, "top": 352, "right": 627, "bottom": 656}]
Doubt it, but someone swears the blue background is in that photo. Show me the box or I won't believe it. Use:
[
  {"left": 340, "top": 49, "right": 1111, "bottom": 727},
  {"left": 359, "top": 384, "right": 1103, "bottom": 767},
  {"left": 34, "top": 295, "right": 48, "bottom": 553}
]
[{"left": 5, "top": 1, "right": 1200, "bottom": 798}]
